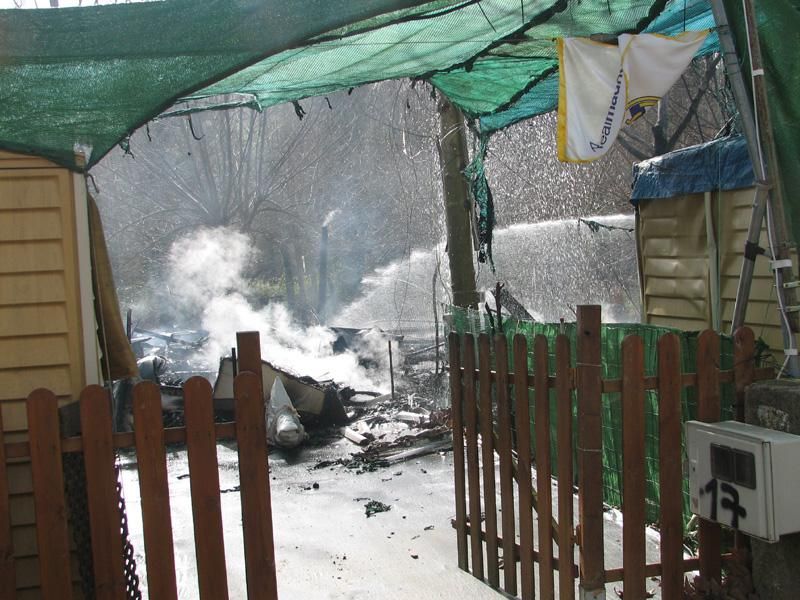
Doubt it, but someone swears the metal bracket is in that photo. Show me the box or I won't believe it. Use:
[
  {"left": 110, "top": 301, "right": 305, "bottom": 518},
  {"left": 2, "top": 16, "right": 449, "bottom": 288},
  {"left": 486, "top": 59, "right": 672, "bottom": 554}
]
[{"left": 770, "top": 259, "right": 793, "bottom": 271}]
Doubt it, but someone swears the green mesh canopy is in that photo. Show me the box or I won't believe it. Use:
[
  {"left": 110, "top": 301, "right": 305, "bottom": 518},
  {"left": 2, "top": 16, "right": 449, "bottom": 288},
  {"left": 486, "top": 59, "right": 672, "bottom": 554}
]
[
  {"left": 0, "top": 0, "right": 683, "bottom": 171},
  {"left": 1, "top": 0, "right": 797, "bottom": 244}
]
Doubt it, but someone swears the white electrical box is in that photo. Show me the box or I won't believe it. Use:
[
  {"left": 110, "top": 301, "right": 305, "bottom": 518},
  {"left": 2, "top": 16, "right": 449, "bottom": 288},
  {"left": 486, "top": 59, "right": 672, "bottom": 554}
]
[{"left": 686, "top": 420, "right": 800, "bottom": 542}]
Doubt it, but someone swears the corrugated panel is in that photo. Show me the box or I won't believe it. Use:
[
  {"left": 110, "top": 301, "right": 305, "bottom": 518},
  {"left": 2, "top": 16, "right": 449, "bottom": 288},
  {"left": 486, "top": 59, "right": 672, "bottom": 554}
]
[
  {"left": 644, "top": 257, "right": 709, "bottom": 279},
  {"left": 645, "top": 276, "right": 707, "bottom": 299},
  {"left": 638, "top": 186, "right": 792, "bottom": 364},
  {"left": 639, "top": 194, "right": 710, "bottom": 330},
  {"left": 646, "top": 315, "right": 708, "bottom": 331},
  {"left": 646, "top": 296, "right": 708, "bottom": 320},
  {"left": 717, "top": 187, "right": 792, "bottom": 361}
]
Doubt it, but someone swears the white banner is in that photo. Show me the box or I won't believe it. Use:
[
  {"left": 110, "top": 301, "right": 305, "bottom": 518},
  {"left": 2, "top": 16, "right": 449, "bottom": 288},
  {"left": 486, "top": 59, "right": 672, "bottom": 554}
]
[{"left": 557, "top": 31, "right": 708, "bottom": 163}]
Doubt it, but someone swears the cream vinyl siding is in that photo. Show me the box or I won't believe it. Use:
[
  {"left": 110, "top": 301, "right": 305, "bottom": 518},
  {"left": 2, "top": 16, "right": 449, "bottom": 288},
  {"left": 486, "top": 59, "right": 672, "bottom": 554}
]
[
  {"left": 0, "top": 150, "right": 90, "bottom": 597},
  {"left": 638, "top": 186, "right": 793, "bottom": 363}
]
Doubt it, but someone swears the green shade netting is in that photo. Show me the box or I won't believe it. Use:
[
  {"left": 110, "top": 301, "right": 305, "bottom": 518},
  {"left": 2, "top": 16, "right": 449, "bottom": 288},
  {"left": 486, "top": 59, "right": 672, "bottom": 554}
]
[
  {"left": 2, "top": 0, "right": 797, "bottom": 249},
  {"left": 722, "top": 0, "right": 800, "bottom": 244},
  {"left": 0, "top": 0, "right": 440, "bottom": 170},
  {"left": 1, "top": 0, "right": 679, "bottom": 171},
  {"left": 447, "top": 306, "right": 745, "bottom": 527}
]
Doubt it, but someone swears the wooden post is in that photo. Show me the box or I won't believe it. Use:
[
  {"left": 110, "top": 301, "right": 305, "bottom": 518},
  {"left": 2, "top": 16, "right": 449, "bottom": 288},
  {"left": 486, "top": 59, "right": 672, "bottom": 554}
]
[
  {"left": 576, "top": 305, "right": 605, "bottom": 599},
  {"left": 0, "top": 403, "right": 16, "bottom": 595},
  {"left": 556, "top": 335, "right": 575, "bottom": 600},
  {"left": 27, "top": 389, "right": 73, "bottom": 600},
  {"left": 80, "top": 386, "right": 126, "bottom": 600},
  {"left": 658, "top": 333, "right": 684, "bottom": 600},
  {"left": 533, "top": 335, "right": 554, "bottom": 600},
  {"left": 133, "top": 382, "right": 178, "bottom": 600},
  {"left": 478, "top": 334, "right": 500, "bottom": 587},
  {"left": 235, "top": 371, "right": 278, "bottom": 600},
  {"left": 495, "top": 334, "right": 517, "bottom": 596},
  {"left": 184, "top": 377, "right": 229, "bottom": 600},
  {"left": 449, "top": 332, "right": 469, "bottom": 571},
  {"left": 621, "top": 336, "right": 646, "bottom": 599},
  {"left": 463, "top": 335, "right": 483, "bottom": 579},
  {"left": 697, "top": 330, "right": 722, "bottom": 584},
  {"left": 514, "top": 335, "right": 536, "bottom": 600},
  {"left": 437, "top": 94, "right": 478, "bottom": 309}
]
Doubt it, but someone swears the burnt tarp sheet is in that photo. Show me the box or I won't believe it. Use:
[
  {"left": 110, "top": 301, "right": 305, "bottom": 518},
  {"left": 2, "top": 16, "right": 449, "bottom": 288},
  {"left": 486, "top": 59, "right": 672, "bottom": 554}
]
[{"left": 630, "top": 135, "right": 755, "bottom": 205}]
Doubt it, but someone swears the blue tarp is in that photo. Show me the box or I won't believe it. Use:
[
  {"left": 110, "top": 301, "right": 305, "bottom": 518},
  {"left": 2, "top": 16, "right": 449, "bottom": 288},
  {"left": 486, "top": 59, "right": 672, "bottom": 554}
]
[{"left": 630, "top": 135, "right": 755, "bottom": 204}]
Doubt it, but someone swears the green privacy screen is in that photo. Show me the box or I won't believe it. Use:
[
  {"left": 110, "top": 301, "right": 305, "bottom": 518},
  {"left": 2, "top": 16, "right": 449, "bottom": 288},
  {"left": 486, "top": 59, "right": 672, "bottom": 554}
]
[
  {"left": 447, "top": 306, "right": 738, "bottom": 527},
  {"left": 0, "top": 0, "right": 679, "bottom": 171}
]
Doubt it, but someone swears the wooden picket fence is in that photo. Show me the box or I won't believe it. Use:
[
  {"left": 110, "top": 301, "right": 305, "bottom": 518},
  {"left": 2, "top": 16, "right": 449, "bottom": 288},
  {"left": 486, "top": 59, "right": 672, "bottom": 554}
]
[
  {"left": 449, "top": 305, "right": 773, "bottom": 600},
  {"left": 0, "top": 333, "right": 277, "bottom": 600}
]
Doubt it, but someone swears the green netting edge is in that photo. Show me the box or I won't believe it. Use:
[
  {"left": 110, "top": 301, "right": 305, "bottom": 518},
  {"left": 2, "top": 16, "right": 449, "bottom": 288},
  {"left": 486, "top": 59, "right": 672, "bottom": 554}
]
[{"left": 447, "top": 306, "right": 737, "bottom": 529}]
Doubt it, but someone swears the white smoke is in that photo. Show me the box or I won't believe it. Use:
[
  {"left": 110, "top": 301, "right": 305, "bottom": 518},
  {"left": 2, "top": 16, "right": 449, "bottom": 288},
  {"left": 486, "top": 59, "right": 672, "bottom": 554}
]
[{"left": 166, "top": 227, "right": 394, "bottom": 392}]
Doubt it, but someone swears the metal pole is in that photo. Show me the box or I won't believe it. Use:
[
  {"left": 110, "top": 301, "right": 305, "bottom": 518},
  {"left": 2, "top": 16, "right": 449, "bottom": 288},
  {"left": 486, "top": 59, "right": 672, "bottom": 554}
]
[
  {"left": 388, "top": 340, "right": 395, "bottom": 401},
  {"left": 710, "top": 0, "right": 799, "bottom": 374}
]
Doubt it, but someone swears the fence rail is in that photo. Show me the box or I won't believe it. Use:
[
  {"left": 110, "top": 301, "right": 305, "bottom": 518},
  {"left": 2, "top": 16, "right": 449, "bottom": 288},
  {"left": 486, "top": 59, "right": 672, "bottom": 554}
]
[
  {"left": 449, "top": 305, "right": 772, "bottom": 600},
  {"left": 0, "top": 331, "right": 277, "bottom": 600}
]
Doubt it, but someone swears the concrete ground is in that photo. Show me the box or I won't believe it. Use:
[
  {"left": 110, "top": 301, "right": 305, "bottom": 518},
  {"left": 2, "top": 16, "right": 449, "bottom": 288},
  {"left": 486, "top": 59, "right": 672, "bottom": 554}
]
[{"left": 118, "top": 437, "right": 663, "bottom": 599}]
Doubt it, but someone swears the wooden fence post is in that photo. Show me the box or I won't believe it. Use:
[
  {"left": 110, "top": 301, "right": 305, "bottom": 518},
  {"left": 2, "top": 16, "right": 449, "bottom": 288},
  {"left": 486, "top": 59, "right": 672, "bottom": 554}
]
[
  {"left": 514, "top": 334, "right": 536, "bottom": 600},
  {"left": 184, "top": 377, "right": 229, "bottom": 600},
  {"left": 556, "top": 334, "right": 575, "bottom": 600},
  {"left": 478, "top": 334, "right": 500, "bottom": 587},
  {"left": 495, "top": 334, "right": 517, "bottom": 596},
  {"left": 0, "top": 401, "right": 16, "bottom": 595},
  {"left": 533, "top": 335, "right": 554, "bottom": 600},
  {"left": 621, "top": 336, "right": 645, "bottom": 599},
  {"left": 697, "top": 330, "right": 722, "bottom": 584},
  {"left": 79, "top": 385, "right": 126, "bottom": 600},
  {"left": 133, "top": 382, "right": 178, "bottom": 600},
  {"left": 448, "top": 332, "right": 469, "bottom": 571},
  {"left": 658, "top": 333, "right": 684, "bottom": 600},
  {"left": 462, "top": 334, "right": 484, "bottom": 579},
  {"left": 576, "top": 305, "right": 605, "bottom": 599},
  {"left": 235, "top": 370, "right": 278, "bottom": 600},
  {"left": 27, "top": 388, "right": 73, "bottom": 600}
]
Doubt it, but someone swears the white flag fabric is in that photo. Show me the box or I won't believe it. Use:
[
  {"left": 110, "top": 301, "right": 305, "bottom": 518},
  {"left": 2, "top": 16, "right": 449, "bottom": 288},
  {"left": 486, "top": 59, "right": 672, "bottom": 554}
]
[{"left": 557, "top": 31, "right": 708, "bottom": 163}]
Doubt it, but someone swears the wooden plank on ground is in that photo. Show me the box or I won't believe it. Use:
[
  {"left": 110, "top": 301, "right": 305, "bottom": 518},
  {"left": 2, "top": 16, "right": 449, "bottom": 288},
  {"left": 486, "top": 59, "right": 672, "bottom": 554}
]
[
  {"left": 697, "top": 330, "right": 722, "bottom": 585},
  {"left": 79, "top": 385, "right": 125, "bottom": 600},
  {"left": 133, "top": 381, "right": 178, "bottom": 600},
  {"left": 184, "top": 377, "right": 229, "bottom": 600},
  {"left": 556, "top": 334, "right": 575, "bottom": 600},
  {"left": 513, "top": 335, "right": 535, "bottom": 600},
  {"left": 462, "top": 335, "right": 484, "bottom": 580},
  {"left": 26, "top": 388, "right": 72, "bottom": 600},
  {"left": 0, "top": 398, "right": 16, "bottom": 596},
  {"left": 449, "top": 332, "right": 468, "bottom": 571},
  {"left": 658, "top": 333, "right": 683, "bottom": 600},
  {"left": 234, "top": 371, "right": 278, "bottom": 600},
  {"left": 621, "top": 336, "right": 646, "bottom": 599},
  {"left": 534, "top": 335, "right": 554, "bottom": 600},
  {"left": 495, "top": 334, "right": 517, "bottom": 596},
  {"left": 478, "top": 334, "right": 500, "bottom": 588},
  {"left": 576, "top": 305, "right": 604, "bottom": 593}
]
